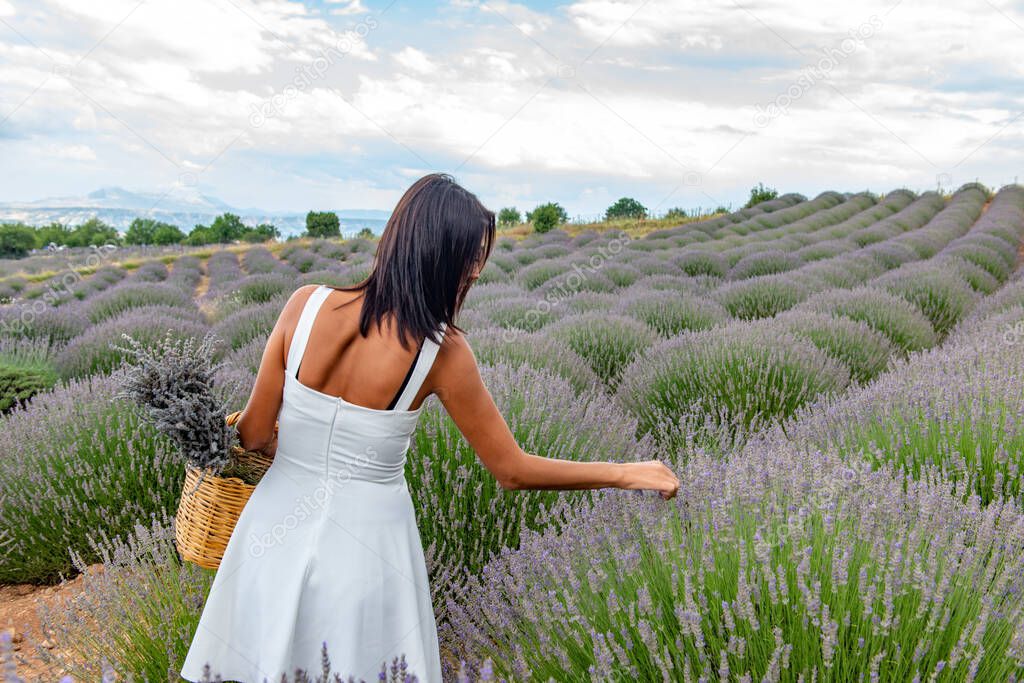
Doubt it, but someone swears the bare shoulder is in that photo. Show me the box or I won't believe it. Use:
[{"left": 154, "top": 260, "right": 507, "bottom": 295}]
[
  {"left": 289, "top": 283, "right": 322, "bottom": 306},
  {"left": 279, "top": 284, "right": 321, "bottom": 321},
  {"left": 432, "top": 327, "right": 480, "bottom": 386},
  {"left": 438, "top": 326, "right": 476, "bottom": 364}
]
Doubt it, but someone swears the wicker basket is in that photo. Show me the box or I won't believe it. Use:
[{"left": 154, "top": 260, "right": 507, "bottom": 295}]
[{"left": 174, "top": 410, "right": 276, "bottom": 570}]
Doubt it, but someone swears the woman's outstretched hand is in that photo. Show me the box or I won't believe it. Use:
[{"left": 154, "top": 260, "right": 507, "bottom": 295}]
[{"left": 621, "top": 460, "right": 680, "bottom": 500}]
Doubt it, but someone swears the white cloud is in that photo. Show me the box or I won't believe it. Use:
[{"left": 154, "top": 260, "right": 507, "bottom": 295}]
[
  {"left": 1, "top": 0, "right": 1024, "bottom": 212},
  {"left": 328, "top": 0, "right": 369, "bottom": 15},
  {"left": 44, "top": 143, "right": 97, "bottom": 161},
  {"left": 394, "top": 47, "right": 437, "bottom": 75}
]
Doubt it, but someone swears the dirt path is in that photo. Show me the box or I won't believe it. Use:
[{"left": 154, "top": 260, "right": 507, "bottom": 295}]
[
  {"left": 0, "top": 567, "right": 102, "bottom": 680},
  {"left": 194, "top": 268, "right": 211, "bottom": 300}
]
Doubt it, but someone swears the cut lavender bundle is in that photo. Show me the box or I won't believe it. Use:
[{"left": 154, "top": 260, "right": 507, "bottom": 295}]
[{"left": 112, "top": 330, "right": 252, "bottom": 483}]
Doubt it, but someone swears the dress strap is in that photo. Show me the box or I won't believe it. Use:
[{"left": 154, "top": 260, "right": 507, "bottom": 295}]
[
  {"left": 286, "top": 285, "right": 332, "bottom": 379},
  {"left": 391, "top": 323, "right": 447, "bottom": 411}
]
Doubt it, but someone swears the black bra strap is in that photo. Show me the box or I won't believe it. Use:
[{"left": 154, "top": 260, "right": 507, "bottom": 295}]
[{"left": 386, "top": 342, "right": 424, "bottom": 410}]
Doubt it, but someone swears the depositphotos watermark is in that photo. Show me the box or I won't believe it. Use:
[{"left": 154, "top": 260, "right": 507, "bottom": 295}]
[
  {"left": 1003, "top": 320, "right": 1024, "bottom": 346},
  {"left": 247, "top": 446, "right": 380, "bottom": 557},
  {"left": 0, "top": 244, "right": 118, "bottom": 337},
  {"left": 753, "top": 15, "right": 883, "bottom": 128},
  {"left": 501, "top": 230, "right": 633, "bottom": 343},
  {"left": 248, "top": 17, "right": 380, "bottom": 128}
]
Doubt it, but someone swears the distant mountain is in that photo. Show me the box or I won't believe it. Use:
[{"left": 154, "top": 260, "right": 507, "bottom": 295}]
[{"left": 0, "top": 187, "right": 390, "bottom": 237}]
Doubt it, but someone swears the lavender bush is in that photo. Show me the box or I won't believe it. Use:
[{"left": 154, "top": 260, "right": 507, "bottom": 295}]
[
  {"left": 483, "top": 295, "right": 564, "bottom": 332},
  {"left": 713, "top": 274, "right": 811, "bottom": 319},
  {"left": 224, "top": 334, "right": 267, "bottom": 375},
  {"left": 618, "top": 289, "right": 730, "bottom": 337},
  {"left": 562, "top": 291, "right": 619, "bottom": 314},
  {"left": 54, "top": 307, "right": 208, "bottom": 379},
  {"left": 543, "top": 313, "right": 658, "bottom": 389},
  {"left": 673, "top": 250, "right": 727, "bottom": 277},
  {"left": 444, "top": 444, "right": 1024, "bottom": 681},
  {"left": 783, "top": 303, "right": 1024, "bottom": 506},
  {"left": 939, "top": 255, "right": 1001, "bottom": 294},
  {"left": 617, "top": 322, "right": 850, "bottom": 444},
  {"left": 203, "top": 251, "right": 244, "bottom": 300},
  {"left": 0, "top": 370, "right": 181, "bottom": 583},
  {"left": 516, "top": 259, "right": 570, "bottom": 290},
  {"left": 0, "top": 302, "right": 88, "bottom": 347},
  {"left": 131, "top": 260, "right": 169, "bottom": 282},
  {"left": 769, "top": 309, "right": 896, "bottom": 383},
  {"left": 242, "top": 246, "right": 288, "bottom": 275},
  {"left": 0, "top": 336, "right": 58, "bottom": 412},
  {"left": 943, "top": 242, "right": 1014, "bottom": 281},
  {"left": 168, "top": 254, "right": 204, "bottom": 292},
  {"left": 727, "top": 249, "right": 801, "bottom": 280},
  {"left": 84, "top": 281, "right": 193, "bottom": 323},
  {"left": 211, "top": 297, "right": 284, "bottom": 352},
  {"left": 466, "top": 327, "right": 602, "bottom": 393},
  {"left": 475, "top": 261, "right": 512, "bottom": 284},
  {"left": 223, "top": 271, "right": 295, "bottom": 306},
  {"left": 795, "top": 286, "right": 938, "bottom": 354},
  {"left": 872, "top": 262, "right": 977, "bottom": 336}
]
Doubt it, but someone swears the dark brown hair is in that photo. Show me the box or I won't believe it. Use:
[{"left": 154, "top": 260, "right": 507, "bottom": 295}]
[{"left": 331, "top": 173, "right": 495, "bottom": 348}]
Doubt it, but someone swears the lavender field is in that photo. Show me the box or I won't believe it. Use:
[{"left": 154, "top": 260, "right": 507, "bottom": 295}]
[{"left": 2, "top": 182, "right": 1024, "bottom": 681}]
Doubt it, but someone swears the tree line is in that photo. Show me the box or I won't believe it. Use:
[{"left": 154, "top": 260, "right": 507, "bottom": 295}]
[
  {"left": 0, "top": 184, "right": 779, "bottom": 258},
  {"left": 0, "top": 210, "right": 379, "bottom": 259},
  {"left": 497, "top": 184, "right": 776, "bottom": 233}
]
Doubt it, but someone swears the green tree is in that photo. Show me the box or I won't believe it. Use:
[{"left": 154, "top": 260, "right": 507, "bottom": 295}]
[
  {"left": 184, "top": 226, "right": 214, "bottom": 246},
  {"left": 529, "top": 203, "right": 566, "bottom": 234},
  {"left": 152, "top": 223, "right": 186, "bottom": 245},
  {"left": 35, "top": 222, "right": 72, "bottom": 248},
  {"left": 124, "top": 218, "right": 156, "bottom": 245},
  {"left": 497, "top": 207, "right": 521, "bottom": 227},
  {"left": 306, "top": 211, "right": 340, "bottom": 238},
  {"left": 207, "top": 213, "right": 246, "bottom": 243},
  {"left": 124, "top": 218, "right": 183, "bottom": 245},
  {"left": 605, "top": 197, "right": 647, "bottom": 220},
  {"left": 744, "top": 183, "right": 778, "bottom": 209},
  {"left": 67, "top": 218, "right": 119, "bottom": 248},
  {"left": 0, "top": 223, "right": 38, "bottom": 258},
  {"left": 240, "top": 223, "right": 279, "bottom": 243},
  {"left": 526, "top": 203, "right": 568, "bottom": 224},
  {"left": 356, "top": 227, "right": 375, "bottom": 239}
]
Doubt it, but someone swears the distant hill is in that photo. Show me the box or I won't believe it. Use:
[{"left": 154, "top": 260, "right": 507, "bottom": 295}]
[{"left": 0, "top": 187, "right": 390, "bottom": 237}]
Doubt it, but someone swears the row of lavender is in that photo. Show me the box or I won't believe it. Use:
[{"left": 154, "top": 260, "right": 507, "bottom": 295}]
[
  {"left": 443, "top": 273, "right": 1024, "bottom": 681},
  {"left": 1, "top": 183, "right": 1023, "bottom": 680}
]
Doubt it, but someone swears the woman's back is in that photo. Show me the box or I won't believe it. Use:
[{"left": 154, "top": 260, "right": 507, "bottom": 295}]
[{"left": 287, "top": 285, "right": 436, "bottom": 412}]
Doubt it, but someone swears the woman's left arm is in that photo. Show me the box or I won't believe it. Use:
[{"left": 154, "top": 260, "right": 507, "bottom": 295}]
[{"left": 234, "top": 285, "right": 318, "bottom": 455}]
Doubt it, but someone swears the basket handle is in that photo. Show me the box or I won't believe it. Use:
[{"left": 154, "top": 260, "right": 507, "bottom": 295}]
[{"left": 225, "top": 410, "right": 279, "bottom": 433}]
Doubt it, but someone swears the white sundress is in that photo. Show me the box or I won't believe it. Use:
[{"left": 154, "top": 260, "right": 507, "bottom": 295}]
[{"left": 179, "top": 285, "right": 444, "bottom": 683}]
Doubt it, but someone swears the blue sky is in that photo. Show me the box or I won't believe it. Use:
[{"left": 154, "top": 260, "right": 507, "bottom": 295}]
[{"left": 1, "top": 0, "right": 1023, "bottom": 219}]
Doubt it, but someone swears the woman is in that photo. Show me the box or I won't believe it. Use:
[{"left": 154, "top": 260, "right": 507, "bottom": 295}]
[{"left": 180, "top": 173, "right": 679, "bottom": 683}]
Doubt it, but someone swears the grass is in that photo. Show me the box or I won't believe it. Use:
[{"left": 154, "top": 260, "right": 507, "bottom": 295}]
[{"left": 496, "top": 210, "right": 730, "bottom": 240}]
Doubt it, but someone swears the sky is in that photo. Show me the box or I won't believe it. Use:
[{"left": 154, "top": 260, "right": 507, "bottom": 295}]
[{"left": 1, "top": 0, "right": 1023, "bottom": 220}]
